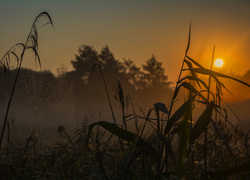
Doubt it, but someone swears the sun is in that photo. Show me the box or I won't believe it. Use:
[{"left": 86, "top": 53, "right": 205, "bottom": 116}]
[{"left": 214, "top": 58, "right": 224, "bottom": 68}]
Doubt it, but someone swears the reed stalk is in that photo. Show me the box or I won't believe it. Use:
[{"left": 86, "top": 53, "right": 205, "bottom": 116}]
[{"left": 0, "top": 12, "right": 53, "bottom": 149}]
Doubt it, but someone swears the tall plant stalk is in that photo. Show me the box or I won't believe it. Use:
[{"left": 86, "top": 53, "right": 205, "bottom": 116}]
[
  {"left": 165, "top": 22, "right": 192, "bottom": 133},
  {"left": 0, "top": 12, "right": 53, "bottom": 148},
  {"left": 204, "top": 45, "right": 215, "bottom": 179},
  {"left": 96, "top": 64, "right": 116, "bottom": 124},
  {"left": 0, "top": 49, "right": 25, "bottom": 149},
  {"left": 160, "top": 22, "right": 191, "bottom": 174}
]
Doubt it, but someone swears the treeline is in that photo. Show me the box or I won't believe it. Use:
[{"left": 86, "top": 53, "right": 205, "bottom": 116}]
[
  {"left": 69, "top": 45, "right": 171, "bottom": 90},
  {"left": 65, "top": 45, "right": 173, "bottom": 105},
  {"left": 0, "top": 45, "right": 174, "bottom": 122}
]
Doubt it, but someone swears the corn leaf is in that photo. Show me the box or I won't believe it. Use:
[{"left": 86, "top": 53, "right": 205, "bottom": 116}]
[
  {"left": 165, "top": 93, "right": 200, "bottom": 135},
  {"left": 212, "top": 75, "right": 233, "bottom": 95},
  {"left": 173, "top": 81, "right": 208, "bottom": 104},
  {"left": 184, "top": 68, "right": 250, "bottom": 88},
  {"left": 178, "top": 75, "right": 209, "bottom": 90},
  {"left": 87, "top": 121, "right": 159, "bottom": 157},
  {"left": 191, "top": 101, "right": 214, "bottom": 142},
  {"left": 185, "top": 56, "right": 205, "bottom": 69},
  {"left": 180, "top": 82, "right": 207, "bottom": 102},
  {"left": 183, "top": 60, "right": 201, "bottom": 88},
  {"left": 154, "top": 102, "right": 169, "bottom": 114}
]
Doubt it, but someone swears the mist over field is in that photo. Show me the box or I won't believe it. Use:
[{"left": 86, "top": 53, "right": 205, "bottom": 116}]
[
  {"left": 0, "top": 45, "right": 174, "bottom": 142},
  {"left": 0, "top": 45, "right": 249, "bottom": 144}
]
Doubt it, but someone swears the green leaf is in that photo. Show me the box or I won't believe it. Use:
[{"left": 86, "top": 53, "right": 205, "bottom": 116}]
[
  {"left": 191, "top": 101, "right": 214, "bottom": 142},
  {"left": 87, "top": 121, "right": 159, "bottom": 157}
]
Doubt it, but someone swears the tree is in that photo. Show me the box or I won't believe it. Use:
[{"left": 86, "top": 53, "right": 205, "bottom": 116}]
[
  {"left": 142, "top": 55, "right": 171, "bottom": 90},
  {"left": 71, "top": 45, "right": 126, "bottom": 85},
  {"left": 99, "top": 46, "right": 123, "bottom": 73},
  {"left": 98, "top": 46, "right": 127, "bottom": 86},
  {"left": 123, "top": 58, "right": 143, "bottom": 90},
  {"left": 71, "top": 45, "right": 99, "bottom": 83}
]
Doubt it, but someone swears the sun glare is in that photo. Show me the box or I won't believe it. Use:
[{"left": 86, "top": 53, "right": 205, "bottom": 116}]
[{"left": 214, "top": 58, "right": 224, "bottom": 68}]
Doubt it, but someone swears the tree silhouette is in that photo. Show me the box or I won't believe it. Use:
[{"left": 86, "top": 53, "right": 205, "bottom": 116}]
[
  {"left": 70, "top": 45, "right": 173, "bottom": 93},
  {"left": 123, "top": 58, "right": 143, "bottom": 90},
  {"left": 71, "top": 45, "right": 99, "bottom": 84},
  {"left": 142, "top": 55, "right": 171, "bottom": 90},
  {"left": 99, "top": 46, "right": 124, "bottom": 73},
  {"left": 69, "top": 45, "right": 173, "bottom": 111},
  {"left": 71, "top": 45, "right": 126, "bottom": 85},
  {"left": 97, "top": 46, "right": 126, "bottom": 88}
]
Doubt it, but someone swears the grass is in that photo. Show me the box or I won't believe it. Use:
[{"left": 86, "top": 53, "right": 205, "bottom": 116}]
[{"left": 0, "top": 12, "right": 250, "bottom": 179}]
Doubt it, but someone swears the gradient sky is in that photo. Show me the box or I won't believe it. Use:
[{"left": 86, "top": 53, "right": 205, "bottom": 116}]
[{"left": 1, "top": 0, "right": 250, "bottom": 84}]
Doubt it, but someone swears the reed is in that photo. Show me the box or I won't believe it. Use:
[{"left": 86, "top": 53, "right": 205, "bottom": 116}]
[{"left": 0, "top": 12, "right": 53, "bottom": 148}]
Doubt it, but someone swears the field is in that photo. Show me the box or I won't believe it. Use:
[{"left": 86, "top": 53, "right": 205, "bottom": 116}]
[{"left": 0, "top": 12, "right": 250, "bottom": 180}]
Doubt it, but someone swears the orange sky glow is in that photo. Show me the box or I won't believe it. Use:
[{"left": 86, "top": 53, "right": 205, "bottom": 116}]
[{"left": 1, "top": 0, "right": 250, "bottom": 103}]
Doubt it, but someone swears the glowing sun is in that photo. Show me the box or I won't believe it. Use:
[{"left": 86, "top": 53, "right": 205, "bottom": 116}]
[{"left": 214, "top": 58, "right": 224, "bottom": 68}]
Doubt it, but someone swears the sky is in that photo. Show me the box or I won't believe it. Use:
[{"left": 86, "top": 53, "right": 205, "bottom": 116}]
[{"left": 0, "top": 0, "right": 250, "bottom": 85}]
